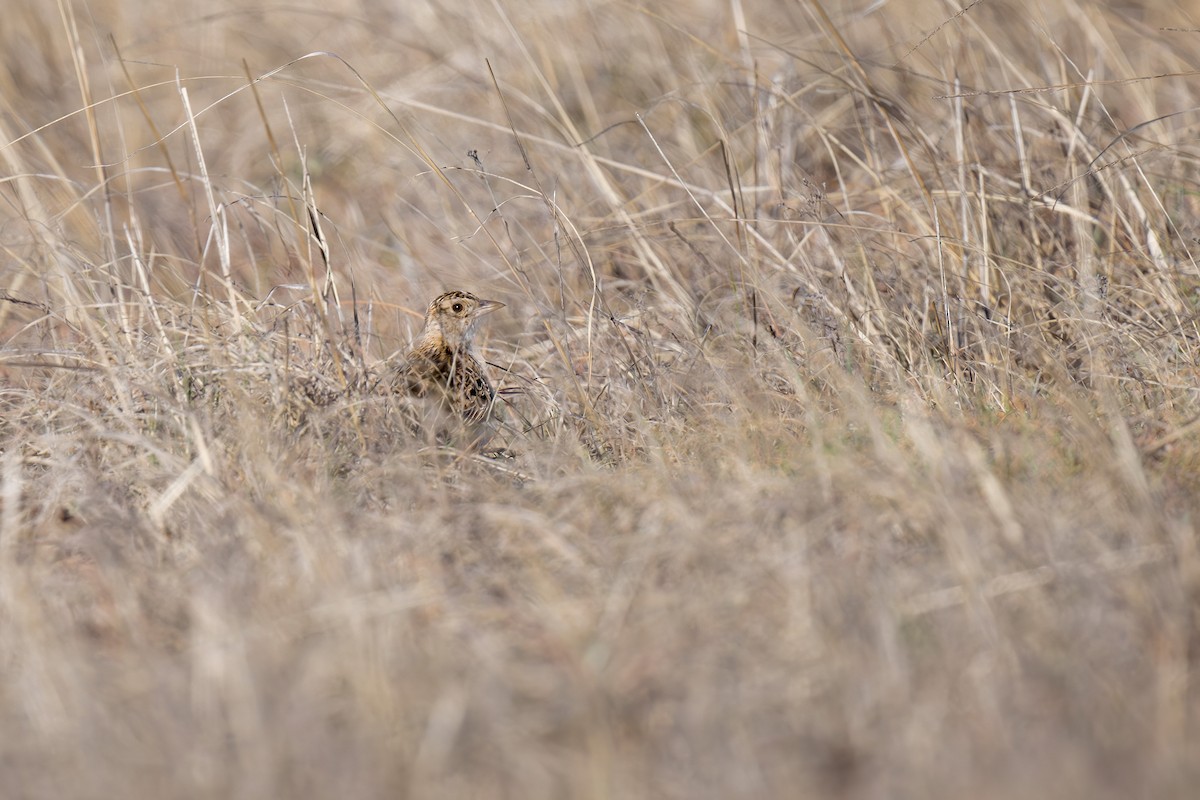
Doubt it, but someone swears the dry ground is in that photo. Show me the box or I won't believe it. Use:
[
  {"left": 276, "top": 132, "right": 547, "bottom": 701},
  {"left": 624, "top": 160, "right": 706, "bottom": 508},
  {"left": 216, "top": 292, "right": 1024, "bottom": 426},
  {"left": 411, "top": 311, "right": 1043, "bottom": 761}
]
[{"left": 3, "top": 0, "right": 1200, "bottom": 797}]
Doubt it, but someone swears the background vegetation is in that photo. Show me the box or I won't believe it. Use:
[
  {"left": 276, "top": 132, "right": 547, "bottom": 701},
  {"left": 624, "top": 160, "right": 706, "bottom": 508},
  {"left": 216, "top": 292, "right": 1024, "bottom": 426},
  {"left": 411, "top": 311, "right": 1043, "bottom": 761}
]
[{"left": 3, "top": 0, "right": 1200, "bottom": 796}]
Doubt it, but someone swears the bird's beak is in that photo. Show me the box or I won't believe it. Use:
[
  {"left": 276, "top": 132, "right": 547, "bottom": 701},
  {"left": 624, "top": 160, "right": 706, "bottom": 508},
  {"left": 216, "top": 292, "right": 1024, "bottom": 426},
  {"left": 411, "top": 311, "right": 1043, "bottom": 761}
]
[{"left": 477, "top": 299, "right": 505, "bottom": 315}]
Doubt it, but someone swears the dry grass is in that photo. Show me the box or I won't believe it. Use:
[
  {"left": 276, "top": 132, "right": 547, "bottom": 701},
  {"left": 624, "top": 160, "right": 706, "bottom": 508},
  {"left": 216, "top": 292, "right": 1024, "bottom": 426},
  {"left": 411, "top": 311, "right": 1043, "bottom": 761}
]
[{"left": 3, "top": 0, "right": 1200, "bottom": 797}]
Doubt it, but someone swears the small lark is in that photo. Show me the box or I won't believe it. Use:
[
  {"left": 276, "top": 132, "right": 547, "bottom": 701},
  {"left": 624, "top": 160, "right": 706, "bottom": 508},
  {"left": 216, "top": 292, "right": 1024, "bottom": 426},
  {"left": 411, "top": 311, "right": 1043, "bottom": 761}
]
[{"left": 392, "top": 290, "right": 505, "bottom": 447}]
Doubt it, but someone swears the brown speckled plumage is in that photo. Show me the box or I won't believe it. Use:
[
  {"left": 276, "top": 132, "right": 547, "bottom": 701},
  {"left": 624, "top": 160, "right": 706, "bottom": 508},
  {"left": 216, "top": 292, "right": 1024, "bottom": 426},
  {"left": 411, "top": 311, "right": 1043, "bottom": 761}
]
[{"left": 394, "top": 290, "right": 504, "bottom": 446}]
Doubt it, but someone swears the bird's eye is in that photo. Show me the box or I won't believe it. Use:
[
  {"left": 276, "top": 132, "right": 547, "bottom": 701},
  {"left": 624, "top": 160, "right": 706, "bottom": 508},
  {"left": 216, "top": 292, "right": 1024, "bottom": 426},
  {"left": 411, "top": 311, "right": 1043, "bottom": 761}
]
[{"left": 451, "top": 302, "right": 464, "bottom": 313}]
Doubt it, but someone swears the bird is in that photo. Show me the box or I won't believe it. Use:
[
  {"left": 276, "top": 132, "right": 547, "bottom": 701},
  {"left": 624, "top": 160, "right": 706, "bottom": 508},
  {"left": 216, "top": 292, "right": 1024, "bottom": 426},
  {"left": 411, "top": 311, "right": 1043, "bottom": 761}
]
[{"left": 390, "top": 290, "right": 505, "bottom": 448}]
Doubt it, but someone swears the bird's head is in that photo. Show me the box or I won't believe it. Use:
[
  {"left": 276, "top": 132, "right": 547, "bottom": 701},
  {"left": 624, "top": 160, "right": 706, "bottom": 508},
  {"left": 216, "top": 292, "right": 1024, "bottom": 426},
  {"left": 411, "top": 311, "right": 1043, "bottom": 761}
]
[{"left": 419, "top": 290, "right": 504, "bottom": 351}]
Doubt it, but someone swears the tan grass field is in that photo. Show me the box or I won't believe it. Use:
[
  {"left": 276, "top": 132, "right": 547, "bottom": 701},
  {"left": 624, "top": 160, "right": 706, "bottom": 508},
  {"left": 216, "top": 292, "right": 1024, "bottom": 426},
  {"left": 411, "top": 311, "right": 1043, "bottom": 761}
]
[{"left": 3, "top": 0, "right": 1200, "bottom": 796}]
